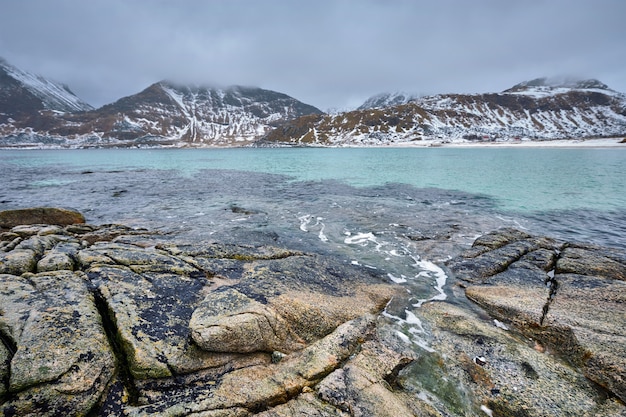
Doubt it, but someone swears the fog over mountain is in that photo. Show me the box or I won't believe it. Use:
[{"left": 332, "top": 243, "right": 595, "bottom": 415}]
[{"left": 0, "top": 0, "right": 624, "bottom": 112}]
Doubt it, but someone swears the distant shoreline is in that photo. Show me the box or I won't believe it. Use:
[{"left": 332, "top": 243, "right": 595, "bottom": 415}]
[
  {"left": 1, "top": 137, "right": 624, "bottom": 150},
  {"left": 370, "top": 137, "right": 626, "bottom": 149}
]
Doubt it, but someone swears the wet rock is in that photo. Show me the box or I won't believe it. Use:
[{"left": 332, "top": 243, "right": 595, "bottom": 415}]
[
  {"left": 0, "top": 207, "right": 85, "bottom": 229},
  {"left": 317, "top": 336, "right": 428, "bottom": 417},
  {"left": 448, "top": 228, "right": 626, "bottom": 405},
  {"left": 406, "top": 301, "right": 626, "bottom": 416}
]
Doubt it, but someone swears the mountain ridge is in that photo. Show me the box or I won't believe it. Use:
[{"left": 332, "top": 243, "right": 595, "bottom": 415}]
[
  {"left": 0, "top": 58, "right": 93, "bottom": 118},
  {"left": 1, "top": 58, "right": 625, "bottom": 148}
]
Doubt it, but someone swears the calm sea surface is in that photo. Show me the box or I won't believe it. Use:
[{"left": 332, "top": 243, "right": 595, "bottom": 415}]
[{"left": 2, "top": 147, "right": 625, "bottom": 408}]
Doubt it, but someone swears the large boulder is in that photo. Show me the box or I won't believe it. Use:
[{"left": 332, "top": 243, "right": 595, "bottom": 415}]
[{"left": 0, "top": 207, "right": 85, "bottom": 229}]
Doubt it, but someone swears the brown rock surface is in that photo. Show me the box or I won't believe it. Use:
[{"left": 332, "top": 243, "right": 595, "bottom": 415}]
[{"left": 0, "top": 207, "right": 85, "bottom": 229}]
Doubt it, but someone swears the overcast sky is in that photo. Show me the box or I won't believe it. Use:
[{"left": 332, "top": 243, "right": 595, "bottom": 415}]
[{"left": 1, "top": 0, "right": 625, "bottom": 111}]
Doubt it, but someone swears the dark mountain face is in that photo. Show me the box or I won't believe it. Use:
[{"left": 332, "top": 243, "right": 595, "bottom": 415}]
[{"left": 0, "top": 69, "right": 45, "bottom": 121}]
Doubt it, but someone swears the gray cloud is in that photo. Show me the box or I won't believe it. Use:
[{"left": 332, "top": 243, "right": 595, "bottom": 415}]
[{"left": 1, "top": 0, "right": 625, "bottom": 111}]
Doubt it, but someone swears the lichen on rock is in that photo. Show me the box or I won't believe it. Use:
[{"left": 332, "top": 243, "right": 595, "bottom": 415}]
[{"left": 1, "top": 211, "right": 625, "bottom": 416}]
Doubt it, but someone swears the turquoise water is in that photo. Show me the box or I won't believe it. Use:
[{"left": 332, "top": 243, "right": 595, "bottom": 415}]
[{"left": 4, "top": 147, "right": 625, "bottom": 212}]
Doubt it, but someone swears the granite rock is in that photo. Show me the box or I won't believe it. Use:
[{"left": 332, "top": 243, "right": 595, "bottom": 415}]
[
  {"left": 448, "top": 228, "right": 626, "bottom": 405},
  {"left": 0, "top": 219, "right": 413, "bottom": 416},
  {"left": 0, "top": 207, "right": 85, "bottom": 229}
]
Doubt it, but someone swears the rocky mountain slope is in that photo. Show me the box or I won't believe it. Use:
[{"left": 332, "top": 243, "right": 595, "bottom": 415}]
[
  {"left": 0, "top": 59, "right": 322, "bottom": 148},
  {"left": 357, "top": 91, "right": 420, "bottom": 110},
  {"left": 0, "top": 58, "right": 92, "bottom": 120},
  {"left": 261, "top": 78, "right": 626, "bottom": 146}
]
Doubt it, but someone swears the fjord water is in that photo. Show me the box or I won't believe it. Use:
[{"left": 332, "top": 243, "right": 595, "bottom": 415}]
[{"left": 3, "top": 147, "right": 624, "bottom": 225}]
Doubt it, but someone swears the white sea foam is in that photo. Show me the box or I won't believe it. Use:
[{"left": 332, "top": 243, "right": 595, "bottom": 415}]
[
  {"left": 298, "top": 214, "right": 312, "bottom": 232},
  {"left": 316, "top": 217, "right": 328, "bottom": 242},
  {"left": 383, "top": 308, "right": 434, "bottom": 352},
  {"left": 298, "top": 214, "right": 329, "bottom": 242},
  {"left": 413, "top": 258, "right": 448, "bottom": 307},
  {"left": 388, "top": 273, "right": 407, "bottom": 283},
  {"left": 395, "top": 331, "right": 411, "bottom": 344},
  {"left": 494, "top": 319, "right": 509, "bottom": 330},
  {"left": 481, "top": 405, "right": 494, "bottom": 416},
  {"left": 344, "top": 232, "right": 377, "bottom": 245}
]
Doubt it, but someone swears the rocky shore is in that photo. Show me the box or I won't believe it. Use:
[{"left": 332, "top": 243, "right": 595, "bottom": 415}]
[{"left": 0, "top": 208, "right": 624, "bottom": 416}]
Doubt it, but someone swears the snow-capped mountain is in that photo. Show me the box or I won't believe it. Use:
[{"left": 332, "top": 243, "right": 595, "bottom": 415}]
[
  {"left": 0, "top": 58, "right": 93, "bottom": 120},
  {"left": 2, "top": 57, "right": 625, "bottom": 148},
  {"left": 48, "top": 81, "right": 324, "bottom": 146},
  {"left": 0, "top": 58, "right": 322, "bottom": 148},
  {"left": 260, "top": 78, "right": 626, "bottom": 146}
]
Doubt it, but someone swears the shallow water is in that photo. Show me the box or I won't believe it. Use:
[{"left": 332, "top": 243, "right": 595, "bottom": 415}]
[{"left": 2, "top": 147, "right": 624, "bottom": 243}]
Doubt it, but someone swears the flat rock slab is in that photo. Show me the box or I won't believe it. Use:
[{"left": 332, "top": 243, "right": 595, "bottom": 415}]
[
  {"left": 448, "top": 227, "right": 626, "bottom": 404},
  {"left": 2, "top": 219, "right": 625, "bottom": 416}
]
